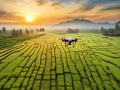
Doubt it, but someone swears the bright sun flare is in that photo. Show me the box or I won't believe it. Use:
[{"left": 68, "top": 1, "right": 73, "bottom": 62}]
[{"left": 25, "top": 16, "right": 33, "bottom": 22}]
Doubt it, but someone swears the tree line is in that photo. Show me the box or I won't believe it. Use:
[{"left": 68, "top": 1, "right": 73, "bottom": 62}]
[
  {"left": 0, "top": 27, "right": 6, "bottom": 33},
  {"left": 66, "top": 28, "right": 79, "bottom": 33},
  {"left": 101, "top": 24, "right": 120, "bottom": 36},
  {"left": 0, "top": 27, "right": 45, "bottom": 37}
]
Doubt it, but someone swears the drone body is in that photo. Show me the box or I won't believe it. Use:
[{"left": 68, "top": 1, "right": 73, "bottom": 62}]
[{"left": 62, "top": 37, "right": 78, "bottom": 47}]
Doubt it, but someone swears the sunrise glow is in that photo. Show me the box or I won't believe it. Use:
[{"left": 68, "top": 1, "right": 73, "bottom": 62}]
[
  {"left": 25, "top": 16, "right": 33, "bottom": 22},
  {"left": 0, "top": 0, "right": 119, "bottom": 24}
]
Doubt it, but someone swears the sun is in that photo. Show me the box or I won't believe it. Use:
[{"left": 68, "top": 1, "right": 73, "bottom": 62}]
[{"left": 25, "top": 16, "right": 33, "bottom": 22}]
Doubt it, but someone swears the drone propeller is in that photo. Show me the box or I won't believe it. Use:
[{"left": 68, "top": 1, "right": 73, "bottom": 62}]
[{"left": 61, "top": 37, "right": 78, "bottom": 48}]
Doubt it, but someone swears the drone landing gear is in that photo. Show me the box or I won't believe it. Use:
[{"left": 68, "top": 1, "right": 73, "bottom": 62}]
[{"left": 64, "top": 42, "right": 76, "bottom": 48}]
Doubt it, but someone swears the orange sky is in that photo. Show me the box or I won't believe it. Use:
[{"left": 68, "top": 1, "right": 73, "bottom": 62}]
[{"left": 0, "top": 0, "right": 120, "bottom": 25}]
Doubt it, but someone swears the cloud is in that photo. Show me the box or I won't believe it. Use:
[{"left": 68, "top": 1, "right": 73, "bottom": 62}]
[
  {"left": 51, "top": 2, "right": 63, "bottom": 9},
  {"left": 88, "top": 0, "right": 120, "bottom": 4},
  {"left": 70, "top": 3, "right": 96, "bottom": 14},
  {"left": 83, "top": 0, "right": 120, "bottom": 11},
  {"left": 101, "top": 5, "right": 120, "bottom": 11},
  {"left": 36, "top": 0, "right": 46, "bottom": 6},
  {"left": 35, "top": 0, "right": 64, "bottom": 8},
  {"left": 81, "top": 0, "right": 120, "bottom": 11},
  {"left": 0, "top": 9, "right": 23, "bottom": 22},
  {"left": 70, "top": 0, "right": 120, "bottom": 13},
  {"left": 3, "top": 0, "right": 16, "bottom": 3},
  {"left": 82, "top": 3, "right": 96, "bottom": 11},
  {"left": 0, "top": 0, "right": 119, "bottom": 23},
  {"left": 51, "top": 2, "right": 61, "bottom": 6},
  {"left": 0, "top": 9, "right": 14, "bottom": 17}
]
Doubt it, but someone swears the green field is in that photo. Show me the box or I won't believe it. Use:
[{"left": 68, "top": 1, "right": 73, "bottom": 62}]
[{"left": 0, "top": 33, "right": 120, "bottom": 90}]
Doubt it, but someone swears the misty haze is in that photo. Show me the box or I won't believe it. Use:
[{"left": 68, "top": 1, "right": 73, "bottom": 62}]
[{"left": 0, "top": 0, "right": 120, "bottom": 90}]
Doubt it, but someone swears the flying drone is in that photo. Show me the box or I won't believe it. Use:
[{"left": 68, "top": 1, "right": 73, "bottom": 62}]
[{"left": 62, "top": 37, "right": 78, "bottom": 47}]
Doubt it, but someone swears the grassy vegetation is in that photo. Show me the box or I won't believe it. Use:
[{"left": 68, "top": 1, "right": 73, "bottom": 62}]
[
  {"left": 0, "top": 33, "right": 46, "bottom": 50},
  {"left": 0, "top": 33, "right": 120, "bottom": 90}
]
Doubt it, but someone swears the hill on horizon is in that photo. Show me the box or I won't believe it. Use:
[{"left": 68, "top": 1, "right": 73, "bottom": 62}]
[
  {"left": 0, "top": 19, "right": 119, "bottom": 31},
  {"left": 54, "top": 18, "right": 115, "bottom": 30}
]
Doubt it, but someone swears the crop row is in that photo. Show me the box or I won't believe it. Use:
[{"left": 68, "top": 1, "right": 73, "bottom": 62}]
[{"left": 0, "top": 33, "right": 120, "bottom": 90}]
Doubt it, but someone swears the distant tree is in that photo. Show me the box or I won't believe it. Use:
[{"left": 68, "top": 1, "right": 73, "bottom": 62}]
[
  {"left": 101, "top": 27, "right": 104, "bottom": 31},
  {"left": 115, "top": 23, "right": 119, "bottom": 30},
  {"left": 19, "top": 29, "right": 23, "bottom": 35},
  {"left": 31, "top": 30, "right": 33, "bottom": 34},
  {"left": 16, "top": 30, "right": 19, "bottom": 36},
  {"left": 76, "top": 28, "right": 79, "bottom": 33},
  {"left": 104, "top": 30, "right": 108, "bottom": 35},
  {"left": 40, "top": 28, "right": 42, "bottom": 32},
  {"left": 26, "top": 28, "right": 29, "bottom": 34},
  {"left": 101, "top": 24, "right": 120, "bottom": 36},
  {"left": 101, "top": 27, "right": 106, "bottom": 35},
  {"left": 36, "top": 29, "right": 39, "bottom": 32},
  {"left": 2, "top": 27, "right": 6, "bottom": 33},
  {"left": 67, "top": 28, "right": 78, "bottom": 33},
  {"left": 41, "top": 28, "right": 45, "bottom": 32},
  {"left": 42, "top": 28, "right": 45, "bottom": 32},
  {"left": 12, "top": 29, "right": 23, "bottom": 36},
  {"left": 39, "top": 28, "right": 45, "bottom": 32},
  {"left": 115, "top": 23, "right": 120, "bottom": 31},
  {"left": 12, "top": 29, "right": 16, "bottom": 36},
  {"left": 108, "top": 29, "right": 113, "bottom": 36}
]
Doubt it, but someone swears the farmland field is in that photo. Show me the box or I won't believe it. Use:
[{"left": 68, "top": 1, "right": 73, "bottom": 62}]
[{"left": 0, "top": 33, "right": 120, "bottom": 90}]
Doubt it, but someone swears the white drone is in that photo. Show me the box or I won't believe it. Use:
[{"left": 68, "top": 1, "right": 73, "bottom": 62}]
[{"left": 62, "top": 37, "right": 78, "bottom": 47}]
